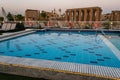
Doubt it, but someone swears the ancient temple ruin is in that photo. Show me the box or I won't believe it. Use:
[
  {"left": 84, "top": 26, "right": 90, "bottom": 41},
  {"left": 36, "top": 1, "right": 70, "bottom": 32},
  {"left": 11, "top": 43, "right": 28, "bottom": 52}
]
[{"left": 65, "top": 7, "right": 102, "bottom": 21}]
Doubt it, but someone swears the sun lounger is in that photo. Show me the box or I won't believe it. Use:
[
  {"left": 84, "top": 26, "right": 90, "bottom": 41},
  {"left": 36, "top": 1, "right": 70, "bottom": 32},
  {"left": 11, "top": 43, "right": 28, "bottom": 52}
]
[
  {"left": 57, "top": 21, "right": 70, "bottom": 29},
  {"left": 0, "top": 23, "right": 20, "bottom": 32},
  {"left": 0, "top": 23, "right": 6, "bottom": 30},
  {"left": 11, "top": 23, "right": 16, "bottom": 30},
  {"left": 5, "top": 23, "right": 12, "bottom": 31},
  {"left": 40, "top": 23, "right": 49, "bottom": 29},
  {"left": 0, "top": 23, "right": 7, "bottom": 31},
  {"left": 24, "top": 23, "right": 32, "bottom": 28}
]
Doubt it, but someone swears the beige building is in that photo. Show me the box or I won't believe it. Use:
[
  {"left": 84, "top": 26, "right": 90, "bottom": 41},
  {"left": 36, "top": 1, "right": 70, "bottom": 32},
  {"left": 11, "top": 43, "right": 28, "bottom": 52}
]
[
  {"left": 65, "top": 7, "right": 102, "bottom": 21},
  {"left": 25, "top": 9, "right": 40, "bottom": 21}
]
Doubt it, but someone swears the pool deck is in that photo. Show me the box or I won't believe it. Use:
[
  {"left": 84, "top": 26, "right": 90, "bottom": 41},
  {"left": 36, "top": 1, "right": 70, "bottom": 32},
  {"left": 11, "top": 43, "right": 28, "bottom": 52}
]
[
  {"left": 0, "top": 29, "right": 36, "bottom": 41},
  {"left": 0, "top": 30, "right": 120, "bottom": 80},
  {"left": 0, "top": 53, "right": 120, "bottom": 80}
]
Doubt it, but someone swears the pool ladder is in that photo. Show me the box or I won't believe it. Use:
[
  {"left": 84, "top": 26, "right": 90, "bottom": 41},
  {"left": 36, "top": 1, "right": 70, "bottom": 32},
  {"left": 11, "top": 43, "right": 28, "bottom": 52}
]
[
  {"left": 100, "top": 29, "right": 112, "bottom": 38},
  {"left": 101, "top": 29, "right": 106, "bottom": 36}
]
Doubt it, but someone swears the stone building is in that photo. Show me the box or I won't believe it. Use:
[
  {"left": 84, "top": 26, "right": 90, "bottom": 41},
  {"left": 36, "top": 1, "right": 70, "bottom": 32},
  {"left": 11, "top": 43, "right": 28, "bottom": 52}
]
[
  {"left": 111, "top": 11, "right": 120, "bottom": 21},
  {"left": 101, "top": 11, "right": 120, "bottom": 21},
  {"left": 40, "top": 9, "right": 59, "bottom": 21},
  {"left": 25, "top": 9, "right": 40, "bottom": 21},
  {"left": 65, "top": 7, "right": 102, "bottom": 21},
  {"left": 46, "top": 9, "right": 61, "bottom": 20},
  {"left": 45, "top": 11, "right": 59, "bottom": 20}
]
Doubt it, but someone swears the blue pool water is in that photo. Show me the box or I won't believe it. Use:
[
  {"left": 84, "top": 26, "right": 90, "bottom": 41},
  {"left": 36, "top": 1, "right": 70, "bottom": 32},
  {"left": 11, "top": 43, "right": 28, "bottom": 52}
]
[
  {"left": 107, "top": 33, "right": 120, "bottom": 51},
  {"left": 0, "top": 31, "right": 120, "bottom": 68}
]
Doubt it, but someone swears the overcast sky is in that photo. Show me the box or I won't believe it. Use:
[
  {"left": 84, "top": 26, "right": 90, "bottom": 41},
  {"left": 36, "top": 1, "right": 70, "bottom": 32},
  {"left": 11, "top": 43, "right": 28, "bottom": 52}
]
[{"left": 0, "top": 0, "right": 120, "bottom": 16}]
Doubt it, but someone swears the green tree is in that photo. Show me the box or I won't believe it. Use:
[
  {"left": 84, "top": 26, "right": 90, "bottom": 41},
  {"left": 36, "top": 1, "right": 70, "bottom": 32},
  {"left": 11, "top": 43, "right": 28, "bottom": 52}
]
[
  {"left": 40, "top": 11, "right": 47, "bottom": 19},
  {"left": 7, "top": 12, "right": 14, "bottom": 21},
  {"left": 15, "top": 14, "right": 24, "bottom": 21},
  {"left": 102, "top": 21, "right": 110, "bottom": 29}
]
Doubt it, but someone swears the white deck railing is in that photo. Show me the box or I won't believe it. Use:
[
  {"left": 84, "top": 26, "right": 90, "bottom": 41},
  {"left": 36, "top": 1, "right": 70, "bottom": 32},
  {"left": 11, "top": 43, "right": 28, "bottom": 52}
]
[{"left": 0, "top": 21, "right": 120, "bottom": 30}]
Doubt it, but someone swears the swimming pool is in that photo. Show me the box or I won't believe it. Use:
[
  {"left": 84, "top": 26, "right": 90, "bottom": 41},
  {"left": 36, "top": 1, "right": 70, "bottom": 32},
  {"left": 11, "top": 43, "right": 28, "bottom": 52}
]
[
  {"left": 0, "top": 31, "right": 120, "bottom": 68},
  {"left": 107, "top": 33, "right": 120, "bottom": 50}
]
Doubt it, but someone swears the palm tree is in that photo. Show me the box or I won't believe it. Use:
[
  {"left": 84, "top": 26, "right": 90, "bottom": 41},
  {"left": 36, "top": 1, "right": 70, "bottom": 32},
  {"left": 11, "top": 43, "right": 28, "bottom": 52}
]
[
  {"left": 7, "top": 12, "right": 14, "bottom": 21},
  {"left": 15, "top": 14, "right": 24, "bottom": 21}
]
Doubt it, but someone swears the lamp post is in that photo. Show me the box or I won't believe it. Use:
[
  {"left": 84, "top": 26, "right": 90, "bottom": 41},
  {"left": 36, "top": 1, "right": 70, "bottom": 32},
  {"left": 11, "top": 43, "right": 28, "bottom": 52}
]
[{"left": 110, "top": 21, "right": 113, "bottom": 30}]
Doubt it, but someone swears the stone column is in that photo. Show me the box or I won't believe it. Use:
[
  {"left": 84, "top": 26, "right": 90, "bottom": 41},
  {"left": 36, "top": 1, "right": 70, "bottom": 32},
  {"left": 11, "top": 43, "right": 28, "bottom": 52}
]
[
  {"left": 115, "top": 12, "right": 117, "bottom": 21},
  {"left": 116, "top": 13, "right": 118, "bottom": 21},
  {"left": 69, "top": 10, "right": 72, "bottom": 21},
  {"left": 118, "top": 12, "right": 120, "bottom": 21},
  {"left": 95, "top": 8, "right": 102, "bottom": 21},
  {"left": 117, "top": 13, "right": 119, "bottom": 21},
  {"left": 111, "top": 12, "right": 113, "bottom": 21},
  {"left": 84, "top": 9, "right": 87, "bottom": 21},
  {"left": 114, "top": 12, "right": 116, "bottom": 21},
  {"left": 113, "top": 12, "right": 115, "bottom": 21},
  {"left": 65, "top": 10, "right": 68, "bottom": 21},
  {"left": 89, "top": 9, "right": 94, "bottom": 21},
  {"left": 73, "top": 9, "right": 76, "bottom": 21},
  {"left": 95, "top": 9, "right": 98, "bottom": 21},
  {"left": 92, "top": 9, "right": 95, "bottom": 21},
  {"left": 117, "top": 12, "right": 120, "bottom": 21},
  {"left": 78, "top": 9, "right": 82, "bottom": 21},
  {"left": 99, "top": 10, "right": 102, "bottom": 21}
]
